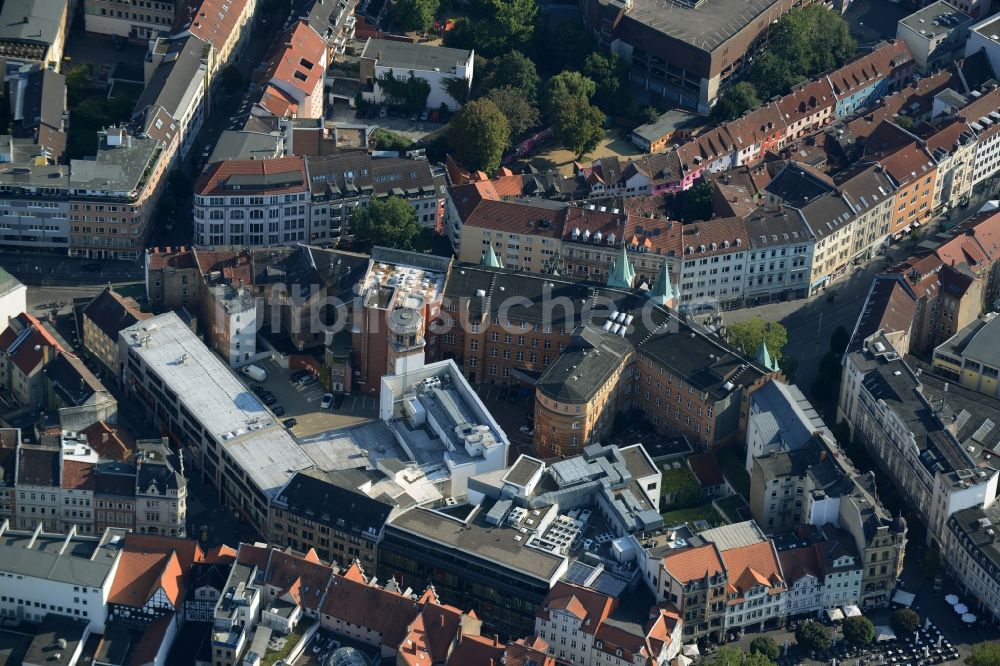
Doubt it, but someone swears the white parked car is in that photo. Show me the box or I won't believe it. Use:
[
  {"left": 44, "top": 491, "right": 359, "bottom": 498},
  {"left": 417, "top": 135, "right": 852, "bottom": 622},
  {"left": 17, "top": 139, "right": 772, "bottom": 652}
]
[{"left": 321, "top": 393, "right": 334, "bottom": 410}]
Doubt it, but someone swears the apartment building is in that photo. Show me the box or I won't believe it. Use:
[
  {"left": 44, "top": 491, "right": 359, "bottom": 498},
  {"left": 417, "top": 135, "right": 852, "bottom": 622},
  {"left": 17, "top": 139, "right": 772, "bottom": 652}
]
[
  {"left": 82, "top": 287, "right": 150, "bottom": 375},
  {"left": 304, "top": 0, "right": 358, "bottom": 58},
  {"left": 175, "top": 0, "right": 256, "bottom": 75},
  {"left": 925, "top": 119, "right": 977, "bottom": 212},
  {"left": 255, "top": 21, "right": 328, "bottom": 119},
  {"left": 360, "top": 39, "right": 473, "bottom": 112},
  {"left": 775, "top": 531, "right": 864, "bottom": 618},
  {"left": 192, "top": 156, "right": 311, "bottom": 246},
  {"left": 201, "top": 282, "right": 257, "bottom": 368},
  {"left": 268, "top": 469, "right": 393, "bottom": 569},
  {"left": 839, "top": 333, "right": 998, "bottom": 551},
  {"left": 145, "top": 245, "right": 201, "bottom": 310},
  {"left": 678, "top": 217, "right": 748, "bottom": 310},
  {"left": 961, "top": 87, "right": 1000, "bottom": 187},
  {"left": 69, "top": 127, "right": 171, "bottom": 261},
  {"left": 743, "top": 208, "right": 814, "bottom": 304},
  {"left": 943, "top": 505, "right": 1000, "bottom": 621},
  {"left": 863, "top": 134, "right": 938, "bottom": 237},
  {"left": 85, "top": 0, "right": 179, "bottom": 41},
  {"left": 776, "top": 79, "right": 838, "bottom": 143},
  {"left": 828, "top": 41, "right": 915, "bottom": 118},
  {"left": 0, "top": 311, "right": 63, "bottom": 407},
  {"left": 6, "top": 66, "right": 67, "bottom": 161},
  {"left": 0, "top": 144, "right": 70, "bottom": 252}
]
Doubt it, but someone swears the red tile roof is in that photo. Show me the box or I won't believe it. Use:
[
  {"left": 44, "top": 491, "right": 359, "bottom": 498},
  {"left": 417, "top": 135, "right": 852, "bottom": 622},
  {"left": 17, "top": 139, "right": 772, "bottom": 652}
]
[
  {"left": 662, "top": 543, "right": 725, "bottom": 584},
  {"left": 320, "top": 573, "right": 423, "bottom": 647},
  {"left": 178, "top": 0, "right": 250, "bottom": 53},
  {"left": 109, "top": 534, "right": 205, "bottom": 609},
  {"left": 538, "top": 582, "right": 614, "bottom": 635},
  {"left": 776, "top": 79, "right": 837, "bottom": 126},
  {"left": 398, "top": 603, "right": 468, "bottom": 666},
  {"left": 61, "top": 460, "right": 96, "bottom": 491},
  {"left": 80, "top": 421, "right": 134, "bottom": 462},
  {"left": 259, "top": 21, "right": 326, "bottom": 97},
  {"left": 446, "top": 633, "right": 505, "bottom": 666},
  {"left": 504, "top": 637, "right": 555, "bottom": 666},
  {"left": 194, "top": 156, "right": 308, "bottom": 197},
  {"left": 682, "top": 216, "right": 749, "bottom": 256},
  {"left": 687, "top": 452, "right": 725, "bottom": 487},
  {"left": 0, "top": 312, "right": 63, "bottom": 375},
  {"left": 720, "top": 540, "right": 785, "bottom": 602},
  {"left": 827, "top": 41, "right": 912, "bottom": 97},
  {"left": 264, "top": 549, "right": 334, "bottom": 612},
  {"left": 146, "top": 246, "right": 197, "bottom": 271}
]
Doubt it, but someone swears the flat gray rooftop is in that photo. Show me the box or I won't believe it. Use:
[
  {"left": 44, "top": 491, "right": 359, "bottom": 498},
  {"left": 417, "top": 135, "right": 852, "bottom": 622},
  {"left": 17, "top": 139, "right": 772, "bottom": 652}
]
[
  {"left": 899, "top": 1, "right": 972, "bottom": 36},
  {"left": 622, "top": 0, "right": 788, "bottom": 53},
  {"left": 0, "top": 527, "right": 126, "bottom": 588},
  {"left": 362, "top": 38, "right": 471, "bottom": 71}
]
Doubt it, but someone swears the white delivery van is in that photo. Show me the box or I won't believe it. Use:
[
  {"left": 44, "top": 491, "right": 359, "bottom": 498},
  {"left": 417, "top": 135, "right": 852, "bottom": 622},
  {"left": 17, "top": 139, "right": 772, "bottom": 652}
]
[{"left": 242, "top": 364, "right": 267, "bottom": 382}]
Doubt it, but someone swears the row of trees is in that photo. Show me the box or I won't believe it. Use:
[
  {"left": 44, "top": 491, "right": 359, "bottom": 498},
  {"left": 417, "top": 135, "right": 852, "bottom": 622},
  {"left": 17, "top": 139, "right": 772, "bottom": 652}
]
[{"left": 711, "top": 5, "right": 856, "bottom": 122}]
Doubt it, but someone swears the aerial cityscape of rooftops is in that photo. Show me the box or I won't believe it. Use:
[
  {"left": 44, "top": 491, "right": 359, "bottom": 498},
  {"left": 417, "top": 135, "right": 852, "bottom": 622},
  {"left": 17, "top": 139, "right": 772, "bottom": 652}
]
[{"left": 7, "top": 0, "right": 1000, "bottom": 663}]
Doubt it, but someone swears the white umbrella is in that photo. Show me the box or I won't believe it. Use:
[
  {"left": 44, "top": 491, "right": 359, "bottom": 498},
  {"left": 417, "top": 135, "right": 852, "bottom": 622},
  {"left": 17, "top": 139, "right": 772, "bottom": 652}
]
[
  {"left": 962, "top": 613, "right": 977, "bottom": 624},
  {"left": 954, "top": 603, "right": 969, "bottom": 614},
  {"left": 945, "top": 594, "right": 959, "bottom": 605},
  {"left": 683, "top": 644, "right": 700, "bottom": 658},
  {"left": 677, "top": 655, "right": 694, "bottom": 666}
]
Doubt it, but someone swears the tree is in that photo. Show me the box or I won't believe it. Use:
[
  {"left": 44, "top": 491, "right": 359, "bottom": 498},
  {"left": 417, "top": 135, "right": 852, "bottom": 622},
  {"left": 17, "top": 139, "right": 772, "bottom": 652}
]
[
  {"left": 896, "top": 115, "right": 915, "bottom": 131},
  {"left": 220, "top": 65, "right": 244, "bottom": 94},
  {"left": 830, "top": 325, "right": 850, "bottom": 355},
  {"left": 479, "top": 51, "right": 539, "bottom": 100},
  {"left": 582, "top": 52, "right": 628, "bottom": 114},
  {"left": 538, "top": 20, "right": 595, "bottom": 75},
  {"left": 795, "top": 621, "right": 832, "bottom": 654},
  {"left": 490, "top": 0, "right": 538, "bottom": 53},
  {"left": 678, "top": 178, "right": 714, "bottom": 222},
  {"left": 372, "top": 129, "right": 415, "bottom": 152},
  {"left": 714, "top": 647, "right": 775, "bottom": 666},
  {"left": 746, "top": 53, "right": 796, "bottom": 101},
  {"left": 843, "top": 616, "right": 875, "bottom": 647},
  {"left": 550, "top": 95, "right": 605, "bottom": 158},
  {"left": 726, "top": 317, "right": 788, "bottom": 361},
  {"left": 392, "top": 0, "right": 439, "bottom": 32},
  {"left": 968, "top": 643, "right": 1000, "bottom": 666},
  {"left": 348, "top": 196, "right": 422, "bottom": 253},
  {"left": 486, "top": 86, "right": 540, "bottom": 138},
  {"left": 749, "top": 637, "right": 780, "bottom": 661},
  {"left": 711, "top": 82, "right": 760, "bottom": 123},
  {"left": 545, "top": 71, "right": 597, "bottom": 115},
  {"left": 891, "top": 608, "right": 921, "bottom": 635},
  {"left": 448, "top": 98, "right": 511, "bottom": 173}
]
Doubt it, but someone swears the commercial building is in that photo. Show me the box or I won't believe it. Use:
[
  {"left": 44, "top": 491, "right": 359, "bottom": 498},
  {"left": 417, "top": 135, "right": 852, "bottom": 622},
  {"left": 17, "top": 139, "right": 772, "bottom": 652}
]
[
  {"left": 360, "top": 39, "right": 473, "bottom": 112},
  {"left": 85, "top": 0, "right": 179, "bottom": 41},
  {"left": 0, "top": 523, "right": 128, "bottom": 633},
  {"left": 774, "top": 529, "right": 864, "bottom": 619},
  {"left": 896, "top": 2, "right": 973, "bottom": 74},
  {"left": 0, "top": 269, "right": 25, "bottom": 332},
  {"left": 69, "top": 127, "right": 172, "bottom": 261},
  {"left": 932, "top": 313, "right": 1000, "bottom": 397},
  {"left": 378, "top": 443, "right": 661, "bottom": 638},
  {"left": 965, "top": 14, "right": 1000, "bottom": 77},
  {"left": 6, "top": 66, "right": 67, "bottom": 161},
  {"left": 119, "top": 311, "right": 314, "bottom": 534},
  {"left": 0, "top": 138, "right": 70, "bottom": 252},
  {"left": 0, "top": 0, "right": 69, "bottom": 71}
]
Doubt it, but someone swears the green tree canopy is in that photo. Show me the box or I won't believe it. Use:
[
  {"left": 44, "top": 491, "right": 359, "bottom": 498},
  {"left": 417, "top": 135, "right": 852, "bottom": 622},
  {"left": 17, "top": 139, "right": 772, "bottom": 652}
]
[
  {"left": 486, "top": 86, "right": 540, "bottom": 138},
  {"left": 795, "top": 621, "right": 832, "bottom": 653},
  {"left": 550, "top": 95, "right": 605, "bottom": 158},
  {"left": 678, "top": 178, "right": 714, "bottom": 222},
  {"left": 746, "top": 52, "right": 797, "bottom": 101},
  {"left": 537, "top": 20, "right": 595, "bottom": 75},
  {"left": 843, "top": 616, "right": 875, "bottom": 647},
  {"left": 582, "top": 52, "right": 628, "bottom": 114},
  {"left": 479, "top": 50, "right": 539, "bottom": 100},
  {"left": 448, "top": 98, "right": 511, "bottom": 173},
  {"left": 726, "top": 317, "right": 788, "bottom": 361},
  {"left": 491, "top": 0, "right": 538, "bottom": 52},
  {"left": 714, "top": 646, "right": 776, "bottom": 666},
  {"left": 749, "top": 637, "right": 780, "bottom": 661},
  {"left": 545, "top": 70, "right": 597, "bottom": 115},
  {"left": 968, "top": 642, "right": 1000, "bottom": 666},
  {"left": 372, "top": 129, "right": 414, "bottom": 152},
  {"left": 349, "top": 197, "right": 422, "bottom": 253},
  {"left": 891, "top": 608, "right": 921, "bottom": 635},
  {"left": 711, "top": 82, "right": 760, "bottom": 123},
  {"left": 392, "top": 0, "right": 439, "bottom": 31}
]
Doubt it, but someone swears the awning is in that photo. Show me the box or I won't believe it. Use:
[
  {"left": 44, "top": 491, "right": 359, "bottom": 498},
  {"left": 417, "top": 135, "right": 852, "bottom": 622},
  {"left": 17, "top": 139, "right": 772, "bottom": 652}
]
[
  {"left": 875, "top": 626, "right": 897, "bottom": 642},
  {"left": 893, "top": 589, "right": 915, "bottom": 607},
  {"left": 962, "top": 613, "right": 977, "bottom": 624},
  {"left": 954, "top": 603, "right": 969, "bottom": 614},
  {"left": 945, "top": 594, "right": 959, "bottom": 605},
  {"left": 844, "top": 605, "right": 862, "bottom": 617},
  {"left": 826, "top": 608, "right": 845, "bottom": 621}
]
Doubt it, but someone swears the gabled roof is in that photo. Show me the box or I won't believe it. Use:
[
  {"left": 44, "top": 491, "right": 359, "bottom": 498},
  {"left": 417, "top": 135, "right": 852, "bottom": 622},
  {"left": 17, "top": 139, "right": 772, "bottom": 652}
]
[
  {"left": 827, "top": 41, "right": 912, "bottom": 97},
  {"left": 0, "top": 312, "right": 62, "bottom": 375},
  {"left": 109, "top": 534, "right": 206, "bottom": 609},
  {"left": 45, "top": 351, "right": 107, "bottom": 406},
  {"left": 194, "top": 156, "right": 308, "bottom": 197},
  {"left": 15, "top": 443, "right": 59, "bottom": 487},
  {"left": 320, "top": 572, "right": 423, "bottom": 646},
  {"left": 263, "top": 549, "right": 335, "bottom": 612},
  {"left": 662, "top": 543, "right": 725, "bottom": 583},
  {"left": 538, "top": 582, "right": 614, "bottom": 635},
  {"left": 177, "top": 0, "right": 250, "bottom": 53},
  {"left": 259, "top": 21, "right": 326, "bottom": 97},
  {"left": 446, "top": 633, "right": 505, "bottom": 666},
  {"left": 776, "top": 78, "right": 837, "bottom": 125},
  {"left": 80, "top": 421, "right": 134, "bottom": 462},
  {"left": 720, "top": 540, "right": 785, "bottom": 601}
]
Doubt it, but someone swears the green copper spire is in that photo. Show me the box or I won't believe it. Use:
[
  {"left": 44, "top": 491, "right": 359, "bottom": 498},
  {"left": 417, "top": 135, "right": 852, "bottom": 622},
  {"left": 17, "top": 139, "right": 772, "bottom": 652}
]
[
  {"left": 481, "top": 243, "right": 503, "bottom": 268},
  {"left": 755, "top": 340, "right": 779, "bottom": 372},
  {"left": 606, "top": 242, "right": 636, "bottom": 289},
  {"left": 648, "top": 261, "right": 678, "bottom": 305}
]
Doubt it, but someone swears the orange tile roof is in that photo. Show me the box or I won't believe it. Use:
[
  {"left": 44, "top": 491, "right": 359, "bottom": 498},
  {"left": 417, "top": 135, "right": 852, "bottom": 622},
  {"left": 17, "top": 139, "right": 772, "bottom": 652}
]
[
  {"left": 179, "top": 0, "right": 250, "bottom": 53},
  {"left": 256, "top": 84, "right": 299, "bottom": 117},
  {"left": 80, "top": 421, "right": 134, "bottom": 462},
  {"left": 504, "top": 637, "right": 555, "bottom": 666},
  {"left": 876, "top": 142, "right": 936, "bottom": 186},
  {"left": 776, "top": 79, "right": 837, "bottom": 126},
  {"left": 264, "top": 549, "right": 334, "bottom": 611},
  {"left": 445, "top": 633, "right": 505, "bottom": 666},
  {"left": 320, "top": 574, "right": 423, "bottom": 647},
  {"left": 146, "top": 246, "right": 197, "bottom": 271},
  {"left": 205, "top": 544, "right": 237, "bottom": 564},
  {"left": 398, "top": 603, "right": 466, "bottom": 666},
  {"left": 61, "top": 460, "right": 96, "bottom": 491},
  {"left": 538, "top": 582, "right": 614, "bottom": 635},
  {"left": 0, "top": 312, "right": 63, "bottom": 376},
  {"left": 720, "top": 540, "right": 784, "bottom": 602},
  {"left": 194, "top": 155, "right": 308, "bottom": 197},
  {"left": 109, "top": 534, "right": 206, "bottom": 609},
  {"left": 662, "top": 543, "right": 725, "bottom": 583},
  {"left": 260, "top": 21, "right": 326, "bottom": 97}
]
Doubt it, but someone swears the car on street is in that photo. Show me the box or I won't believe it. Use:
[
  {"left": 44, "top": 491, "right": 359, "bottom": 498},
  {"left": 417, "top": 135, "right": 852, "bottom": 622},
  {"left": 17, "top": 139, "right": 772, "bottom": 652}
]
[
  {"left": 262, "top": 394, "right": 277, "bottom": 406},
  {"left": 282, "top": 418, "right": 298, "bottom": 429},
  {"left": 379, "top": 107, "right": 387, "bottom": 118},
  {"left": 519, "top": 425, "right": 533, "bottom": 435},
  {"left": 321, "top": 393, "right": 334, "bottom": 410},
  {"left": 333, "top": 393, "right": 345, "bottom": 409},
  {"left": 272, "top": 405, "right": 286, "bottom": 416}
]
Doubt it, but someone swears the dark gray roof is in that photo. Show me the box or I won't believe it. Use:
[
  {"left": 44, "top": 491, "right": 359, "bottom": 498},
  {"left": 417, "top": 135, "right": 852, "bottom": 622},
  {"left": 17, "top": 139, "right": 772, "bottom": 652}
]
[
  {"left": 744, "top": 208, "right": 812, "bottom": 249},
  {"left": 9, "top": 67, "right": 65, "bottom": 139},
  {"left": 69, "top": 130, "right": 162, "bottom": 192},
  {"left": 45, "top": 352, "right": 106, "bottom": 406},
  {"left": 208, "top": 131, "right": 282, "bottom": 163},
  {"left": 275, "top": 469, "right": 394, "bottom": 535},
  {"left": 764, "top": 162, "right": 833, "bottom": 207},
  {"left": 306, "top": 154, "right": 438, "bottom": 200},
  {"left": 936, "top": 314, "right": 1000, "bottom": 370},
  {"left": 83, "top": 288, "right": 144, "bottom": 341},
  {"left": 16, "top": 443, "right": 59, "bottom": 487},
  {"left": 134, "top": 35, "right": 210, "bottom": 121},
  {"left": 537, "top": 325, "right": 633, "bottom": 403},
  {"left": 0, "top": 0, "right": 67, "bottom": 47},
  {"left": 898, "top": 0, "right": 973, "bottom": 36},
  {"left": 795, "top": 190, "right": 855, "bottom": 241},
  {"left": 361, "top": 38, "right": 472, "bottom": 71},
  {"left": 23, "top": 615, "right": 88, "bottom": 666},
  {"left": 0, "top": 526, "right": 126, "bottom": 588}
]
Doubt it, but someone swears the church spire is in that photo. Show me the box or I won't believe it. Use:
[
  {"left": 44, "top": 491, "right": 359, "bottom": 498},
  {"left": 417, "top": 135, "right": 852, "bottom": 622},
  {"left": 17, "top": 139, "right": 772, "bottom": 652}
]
[
  {"left": 648, "top": 261, "right": 678, "bottom": 306},
  {"left": 755, "top": 339, "right": 779, "bottom": 372},
  {"left": 606, "top": 242, "right": 636, "bottom": 289},
  {"left": 481, "top": 243, "right": 503, "bottom": 268}
]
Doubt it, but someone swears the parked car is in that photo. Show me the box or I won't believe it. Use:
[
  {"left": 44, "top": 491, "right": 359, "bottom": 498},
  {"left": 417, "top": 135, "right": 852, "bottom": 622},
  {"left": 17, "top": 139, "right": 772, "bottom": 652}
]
[
  {"left": 519, "top": 425, "right": 533, "bottom": 435},
  {"left": 297, "top": 374, "right": 316, "bottom": 386},
  {"left": 321, "top": 393, "right": 334, "bottom": 410},
  {"left": 283, "top": 418, "right": 298, "bottom": 429},
  {"left": 251, "top": 385, "right": 266, "bottom": 396},
  {"left": 272, "top": 405, "right": 286, "bottom": 416},
  {"left": 333, "top": 394, "right": 345, "bottom": 408},
  {"left": 429, "top": 110, "right": 439, "bottom": 122},
  {"left": 378, "top": 107, "right": 387, "bottom": 118},
  {"left": 262, "top": 393, "right": 277, "bottom": 406},
  {"left": 290, "top": 370, "right": 310, "bottom": 383},
  {"left": 419, "top": 110, "right": 428, "bottom": 121}
]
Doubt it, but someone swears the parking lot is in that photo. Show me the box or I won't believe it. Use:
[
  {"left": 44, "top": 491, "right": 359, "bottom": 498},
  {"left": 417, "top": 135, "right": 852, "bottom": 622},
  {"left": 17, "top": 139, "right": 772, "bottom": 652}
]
[
  {"left": 244, "top": 359, "right": 378, "bottom": 437},
  {"left": 476, "top": 383, "right": 535, "bottom": 462},
  {"left": 327, "top": 103, "right": 444, "bottom": 143}
]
